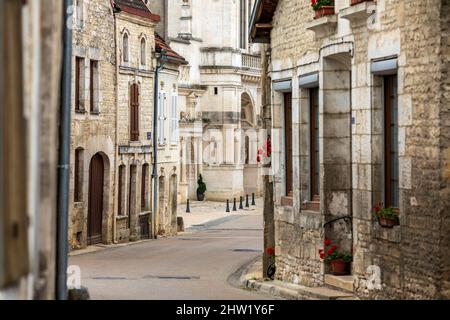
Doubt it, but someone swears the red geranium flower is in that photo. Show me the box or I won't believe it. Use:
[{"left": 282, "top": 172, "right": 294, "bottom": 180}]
[
  {"left": 324, "top": 239, "right": 331, "bottom": 246},
  {"left": 327, "top": 248, "right": 335, "bottom": 256}
]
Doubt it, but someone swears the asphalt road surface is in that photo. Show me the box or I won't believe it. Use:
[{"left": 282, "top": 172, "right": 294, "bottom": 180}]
[{"left": 69, "top": 213, "right": 273, "bottom": 300}]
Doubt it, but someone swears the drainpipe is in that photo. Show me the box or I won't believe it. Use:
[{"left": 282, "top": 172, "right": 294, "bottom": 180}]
[
  {"left": 56, "top": 0, "right": 73, "bottom": 300},
  {"left": 152, "top": 52, "right": 167, "bottom": 239}
]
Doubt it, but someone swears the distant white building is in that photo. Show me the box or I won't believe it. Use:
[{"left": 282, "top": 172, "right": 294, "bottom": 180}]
[{"left": 148, "top": 0, "right": 264, "bottom": 202}]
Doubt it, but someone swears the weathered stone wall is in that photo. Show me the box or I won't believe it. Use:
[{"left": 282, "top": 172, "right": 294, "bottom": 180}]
[
  {"left": 268, "top": 0, "right": 450, "bottom": 299},
  {"left": 115, "top": 12, "right": 156, "bottom": 241},
  {"left": 70, "top": 0, "right": 117, "bottom": 249}
]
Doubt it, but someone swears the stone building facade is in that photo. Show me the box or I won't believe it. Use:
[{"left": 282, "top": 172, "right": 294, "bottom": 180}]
[
  {"left": 150, "top": 0, "right": 265, "bottom": 202},
  {"left": 1, "top": 0, "right": 64, "bottom": 299},
  {"left": 69, "top": 0, "right": 185, "bottom": 248},
  {"left": 251, "top": 0, "right": 450, "bottom": 299},
  {"left": 70, "top": 0, "right": 118, "bottom": 248},
  {"left": 113, "top": 0, "right": 160, "bottom": 243}
]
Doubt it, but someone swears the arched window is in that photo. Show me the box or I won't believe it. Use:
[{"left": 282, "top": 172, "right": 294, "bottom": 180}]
[
  {"left": 140, "top": 38, "right": 146, "bottom": 66},
  {"left": 123, "top": 33, "right": 129, "bottom": 63},
  {"left": 74, "top": 148, "right": 84, "bottom": 202},
  {"left": 130, "top": 83, "right": 140, "bottom": 141}
]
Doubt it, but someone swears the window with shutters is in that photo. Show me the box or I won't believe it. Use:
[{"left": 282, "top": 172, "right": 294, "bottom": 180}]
[
  {"left": 118, "top": 165, "right": 126, "bottom": 216},
  {"left": 75, "top": 57, "right": 85, "bottom": 112},
  {"left": 74, "top": 148, "right": 84, "bottom": 202},
  {"left": 89, "top": 60, "right": 99, "bottom": 113},
  {"left": 384, "top": 75, "right": 399, "bottom": 208},
  {"left": 75, "top": 0, "right": 84, "bottom": 28},
  {"left": 130, "top": 83, "right": 140, "bottom": 141},
  {"left": 158, "top": 90, "right": 166, "bottom": 145},
  {"left": 171, "top": 92, "right": 178, "bottom": 144}
]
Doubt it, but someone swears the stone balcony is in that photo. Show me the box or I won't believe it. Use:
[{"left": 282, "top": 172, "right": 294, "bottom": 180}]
[
  {"left": 340, "top": 1, "right": 377, "bottom": 25},
  {"left": 305, "top": 15, "right": 338, "bottom": 38},
  {"left": 200, "top": 47, "right": 261, "bottom": 71}
]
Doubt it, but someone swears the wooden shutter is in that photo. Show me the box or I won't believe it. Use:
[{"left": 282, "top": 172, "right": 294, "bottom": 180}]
[
  {"left": 75, "top": 57, "right": 81, "bottom": 111},
  {"left": 118, "top": 165, "right": 124, "bottom": 215},
  {"left": 130, "top": 84, "right": 139, "bottom": 141},
  {"left": 141, "top": 165, "right": 147, "bottom": 211}
]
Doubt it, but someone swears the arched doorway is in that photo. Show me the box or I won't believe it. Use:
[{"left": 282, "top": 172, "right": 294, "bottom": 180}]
[{"left": 88, "top": 153, "right": 104, "bottom": 245}]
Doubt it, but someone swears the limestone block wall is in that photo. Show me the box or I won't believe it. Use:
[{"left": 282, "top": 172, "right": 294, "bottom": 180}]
[
  {"left": 70, "top": 0, "right": 117, "bottom": 249},
  {"left": 268, "top": 0, "right": 450, "bottom": 299},
  {"left": 114, "top": 12, "right": 156, "bottom": 241}
]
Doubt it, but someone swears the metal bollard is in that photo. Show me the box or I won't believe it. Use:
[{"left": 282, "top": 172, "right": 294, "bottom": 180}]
[
  {"left": 233, "top": 198, "right": 237, "bottom": 211},
  {"left": 239, "top": 196, "right": 244, "bottom": 210},
  {"left": 186, "top": 199, "right": 191, "bottom": 213},
  {"left": 245, "top": 194, "right": 250, "bottom": 208},
  {"left": 251, "top": 193, "right": 256, "bottom": 206},
  {"left": 226, "top": 199, "right": 230, "bottom": 213}
]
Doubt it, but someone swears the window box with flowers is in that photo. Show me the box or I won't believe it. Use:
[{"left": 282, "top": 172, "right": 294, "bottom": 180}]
[
  {"left": 319, "top": 240, "right": 352, "bottom": 275},
  {"left": 373, "top": 203, "right": 399, "bottom": 228},
  {"left": 311, "top": 0, "right": 335, "bottom": 19}
]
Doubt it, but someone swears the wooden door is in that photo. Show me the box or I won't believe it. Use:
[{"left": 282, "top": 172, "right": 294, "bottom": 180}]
[
  {"left": 284, "top": 93, "right": 293, "bottom": 196},
  {"left": 88, "top": 153, "right": 104, "bottom": 245}
]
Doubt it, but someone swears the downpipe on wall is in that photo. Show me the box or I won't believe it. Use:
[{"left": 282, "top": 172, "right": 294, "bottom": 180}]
[
  {"left": 152, "top": 53, "right": 167, "bottom": 239},
  {"left": 56, "top": 0, "right": 73, "bottom": 301}
]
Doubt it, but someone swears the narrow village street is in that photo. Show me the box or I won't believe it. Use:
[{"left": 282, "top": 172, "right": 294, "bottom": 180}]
[{"left": 69, "top": 201, "right": 272, "bottom": 300}]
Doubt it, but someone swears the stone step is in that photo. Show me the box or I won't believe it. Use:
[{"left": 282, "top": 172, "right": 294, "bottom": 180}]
[
  {"left": 324, "top": 274, "right": 354, "bottom": 292},
  {"left": 246, "top": 279, "right": 356, "bottom": 300}
]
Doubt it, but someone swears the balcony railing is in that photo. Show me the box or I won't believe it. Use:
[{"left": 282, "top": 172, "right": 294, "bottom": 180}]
[{"left": 242, "top": 53, "right": 261, "bottom": 70}]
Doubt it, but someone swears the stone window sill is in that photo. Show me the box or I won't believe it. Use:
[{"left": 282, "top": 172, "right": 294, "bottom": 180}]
[
  {"left": 340, "top": 1, "right": 376, "bottom": 24},
  {"left": 116, "top": 215, "right": 128, "bottom": 220},
  {"left": 305, "top": 15, "right": 337, "bottom": 38},
  {"left": 75, "top": 109, "right": 87, "bottom": 115},
  {"left": 90, "top": 111, "right": 100, "bottom": 116},
  {"left": 280, "top": 196, "right": 293, "bottom": 207},
  {"left": 373, "top": 223, "right": 401, "bottom": 243},
  {"left": 73, "top": 202, "right": 84, "bottom": 209}
]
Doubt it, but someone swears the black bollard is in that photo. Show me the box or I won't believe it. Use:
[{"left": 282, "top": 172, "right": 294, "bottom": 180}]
[
  {"left": 186, "top": 199, "right": 191, "bottom": 213},
  {"left": 226, "top": 200, "right": 230, "bottom": 213},
  {"left": 251, "top": 193, "right": 256, "bottom": 206},
  {"left": 239, "top": 196, "right": 244, "bottom": 210},
  {"left": 233, "top": 198, "right": 237, "bottom": 211},
  {"left": 245, "top": 194, "right": 250, "bottom": 208}
]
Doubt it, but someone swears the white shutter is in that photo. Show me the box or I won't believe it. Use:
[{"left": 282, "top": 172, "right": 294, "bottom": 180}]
[
  {"left": 171, "top": 93, "right": 178, "bottom": 144},
  {"left": 158, "top": 91, "right": 166, "bottom": 145}
]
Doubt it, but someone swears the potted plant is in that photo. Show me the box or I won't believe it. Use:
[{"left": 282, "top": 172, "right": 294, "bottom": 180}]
[
  {"left": 311, "top": 0, "right": 335, "bottom": 19},
  {"left": 351, "top": 0, "right": 369, "bottom": 6},
  {"left": 197, "top": 174, "right": 207, "bottom": 201},
  {"left": 319, "top": 240, "right": 352, "bottom": 275},
  {"left": 373, "top": 203, "right": 399, "bottom": 228}
]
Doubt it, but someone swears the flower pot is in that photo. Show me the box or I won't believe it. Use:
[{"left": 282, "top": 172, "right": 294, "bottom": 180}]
[
  {"left": 379, "top": 216, "right": 399, "bottom": 228},
  {"left": 330, "top": 260, "right": 349, "bottom": 275},
  {"left": 197, "top": 192, "right": 205, "bottom": 201},
  {"left": 314, "top": 6, "right": 335, "bottom": 19},
  {"left": 351, "top": 0, "right": 368, "bottom": 5}
]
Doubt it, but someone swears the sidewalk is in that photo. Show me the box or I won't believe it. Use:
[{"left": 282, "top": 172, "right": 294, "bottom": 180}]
[
  {"left": 230, "top": 255, "right": 358, "bottom": 300},
  {"left": 178, "top": 198, "right": 263, "bottom": 231}
]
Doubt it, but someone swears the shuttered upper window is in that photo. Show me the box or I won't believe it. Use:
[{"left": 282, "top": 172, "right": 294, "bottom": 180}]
[
  {"left": 171, "top": 92, "right": 178, "bottom": 144},
  {"left": 130, "top": 84, "right": 140, "bottom": 141},
  {"left": 158, "top": 91, "right": 166, "bottom": 145}
]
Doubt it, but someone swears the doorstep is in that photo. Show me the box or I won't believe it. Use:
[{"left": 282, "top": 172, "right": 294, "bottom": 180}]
[
  {"left": 231, "top": 255, "right": 357, "bottom": 300},
  {"left": 324, "top": 274, "right": 354, "bottom": 292}
]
